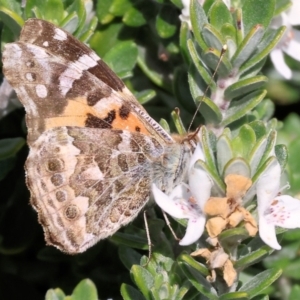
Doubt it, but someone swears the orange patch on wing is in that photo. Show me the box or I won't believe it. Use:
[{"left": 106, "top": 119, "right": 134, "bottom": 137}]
[{"left": 44, "top": 96, "right": 151, "bottom": 135}]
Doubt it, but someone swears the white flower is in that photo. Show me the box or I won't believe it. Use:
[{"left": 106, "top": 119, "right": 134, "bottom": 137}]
[
  {"left": 179, "top": 0, "right": 192, "bottom": 29},
  {"left": 256, "top": 158, "right": 300, "bottom": 250},
  {"left": 152, "top": 144, "right": 213, "bottom": 245},
  {"left": 270, "top": 0, "right": 300, "bottom": 79}
]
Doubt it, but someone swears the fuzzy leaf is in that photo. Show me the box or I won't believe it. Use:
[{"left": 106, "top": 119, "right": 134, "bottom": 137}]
[
  {"left": 202, "top": 48, "right": 232, "bottom": 77},
  {"left": 217, "top": 134, "right": 233, "bottom": 175},
  {"left": 239, "top": 268, "right": 282, "bottom": 297},
  {"left": 202, "top": 23, "right": 225, "bottom": 51},
  {"left": 121, "top": 284, "right": 145, "bottom": 300},
  {"left": 223, "top": 158, "right": 251, "bottom": 178},
  {"left": 180, "top": 263, "right": 218, "bottom": 299},
  {"left": 242, "top": 0, "right": 275, "bottom": 36},
  {"left": 240, "top": 27, "right": 285, "bottom": 75},
  {"left": 219, "top": 292, "right": 248, "bottom": 300},
  {"left": 187, "top": 39, "right": 216, "bottom": 91},
  {"left": 225, "top": 76, "right": 268, "bottom": 100},
  {"left": 209, "top": 0, "right": 233, "bottom": 30},
  {"left": 222, "top": 89, "right": 267, "bottom": 126},
  {"left": 131, "top": 266, "right": 154, "bottom": 300},
  {"left": 71, "top": 279, "right": 98, "bottom": 300},
  {"left": 232, "top": 24, "right": 265, "bottom": 68},
  {"left": 178, "top": 254, "right": 209, "bottom": 277},
  {"left": 190, "top": 0, "right": 208, "bottom": 50}
]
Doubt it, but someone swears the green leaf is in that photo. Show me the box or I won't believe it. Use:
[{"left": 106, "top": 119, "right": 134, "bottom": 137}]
[
  {"left": 171, "top": 109, "right": 187, "bottom": 135},
  {"left": 248, "top": 135, "right": 268, "bottom": 176},
  {"left": 60, "top": 11, "right": 79, "bottom": 33},
  {"left": 71, "top": 279, "right": 98, "bottom": 300},
  {"left": 66, "top": 0, "right": 86, "bottom": 36},
  {"left": 123, "top": 3, "right": 148, "bottom": 27},
  {"left": 121, "top": 283, "right": 145, "bottom": 300},
  {"left": 256, "top": 130, "right": 276, "bottom": 171},
  {"left": 137, "top": 51, "right": 172, "bottom": 92},
  {"left": 156, "top": 4, "right": 179, "bottom": 39},
  {"left": 202, "top": 48, "right": 232, "bottom": 77},
  {"left": 131, "top": 266, "right": 154, "bottom": 300},
  {"left": 238, "top": 268, "right": 282, "bottom": 298},
  {"left": 180, "top": 262, "right": 218, "bottom": 299},
  {"left": 225, "top": 76, "right": 268, "bottom": 100},
  {"left": 234, "top": 124, "right": 256, "bottom": 157},
  {"left": 110, "top": 232, "right": 148, "bottom": 250},
  {"left": 90, "top": 22, "right": 124, "bottom": 57},
  {"left": 45, "top": 288, "right": 65, "bottom": 300},
  {"left": 240, "top": 27, "right": 285, "bottom": 75},
  {"left": 289, "top": 285, "right": 300, "bottom": 300},
  {"left": 0, "top": 138, "right": 25, "bottom": 160},
  {"left": 202, "top": 23, "right": 225, "bottom": 51},
  {"left": 119, "top": 246, "right": 142, "bottom": 270},
  {"left": 222, "top": 89, "right": 267, "bottom": 126},
  {"left": 174, "top": 66, "right": 196, "bottom": 114},
  {"left": 219, "top": 292, "right": 248, "bottom": 300},
  {"left": 180, "top": 22, "right": 192, "bottom": 65},
  {"left": 221, "top": 23, "right": 237, "bottom": 46},
  {"left": 79, "top": 16, "right": 98, "bottom": 43},
  {"left": 109, "top": 0, "right": 133, "bottom": 16},
  {"left": 178, "top": 253, "right": 209, "bottom": 277},
  {"left": 223, "top": 158, "right": 251, "bottom": 178},
  {"left": 190, "top": 0, "right": 208, "bottom": 50},
  {"left": 216, "top": 134, "right": 233, "bottom": 175},
  {"left": 235, "top": 247, "right": 269, "bottom": 269},
  {"left": 232, "top": 24, "right": 265, "bottom": 68},
  {"left": 242, "top": 0, "right": 275, "bottom": 36},
  {"left": 195, "top": 95, "right": 223, "bottom": 124},
  {"left": 0, "top": 6, "right": 24, "bottom": 37},
  {"left": 135, "top": 89, "right": 156, "bottom": 105},
  {"left": 219, "top": 227, "right": 250, "bottom": 245},
  {"left": 195, "top": 159, "right": 226, "bottom": 194},
  {"left": 103, "top": 41, "right": 138, "bottom": 77},
  {"left": 209, "top": 0, "right": 233, "bottom": 30},
  {"left": 187, "top": 39, "right": 216, "bottom": 91},
  {"left": 275, "top": 144, "right": 288, "bottom": 171},
  {"left": 254, "top": 99, "right": 275, "bottom": 122},
  {"left": 96, "top": 0, "right": 114, "bottom": 24}
]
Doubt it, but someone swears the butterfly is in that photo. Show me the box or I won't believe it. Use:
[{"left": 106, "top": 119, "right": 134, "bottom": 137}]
[{"left": 2, "top": 19, "right": 197, "bottom": 254}]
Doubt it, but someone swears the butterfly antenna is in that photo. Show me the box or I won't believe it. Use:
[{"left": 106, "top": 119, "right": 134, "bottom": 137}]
[
  {"left": 187, "top": 45, "right": 227, "bottom": 133},
  {"left": 142, "top": 210, "right": 152, "bottom": 267}
]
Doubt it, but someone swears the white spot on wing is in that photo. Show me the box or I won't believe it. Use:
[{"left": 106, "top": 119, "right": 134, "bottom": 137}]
[
  {"left": 90, "top": 51, "right": 100, "bottom": 62},
  {"left": 58, "top": 54, "right": 98, "bottom": 95},
  {"left": 43, "top": 41, "right": 49, "bottom": 47},
  {"left": 54, "top": 28, "right": 67, "bottom": 41},
  {"left": 25, "top": 73, "right": 35, "bottom": 82},
  {"left": 36, "top": 84, "right": 48, "bottom": 98}
]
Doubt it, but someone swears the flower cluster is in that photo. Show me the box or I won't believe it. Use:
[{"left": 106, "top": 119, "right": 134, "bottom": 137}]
[{"left": 152, "top": 137, "right": 300, "bottom": 251}]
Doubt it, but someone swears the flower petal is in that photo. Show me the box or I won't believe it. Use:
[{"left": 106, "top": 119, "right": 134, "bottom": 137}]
[
  {"left": 179, "top": 215, "right": 206, "bottom": 245},
  {"left": 256, "top": 159, "right": 281, "bottom": 217},
  {"left": 270, "top": 48, "right": 292, "bottom": 79},
  {"left": 283, "top": 29, "right": 300, "bottom": 61},
  {"left": 189, "top": 143, "right": 205, "bottom": 171},
  {"left": 288, "top": 0, "right": 300, "bottom": 25},
  {"left": 258, "top": 216, "right": 281, "bottom": 250},
  {"left": 266, "top": 195, "right": 300, "bottom": 228},
  {"left": 189, "top": 162, "right": 213, "bottom": 211},
  {"left": 152, "top": 184, "right": 189, "bottom": 219}
]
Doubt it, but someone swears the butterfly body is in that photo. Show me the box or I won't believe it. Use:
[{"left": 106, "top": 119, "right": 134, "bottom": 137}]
[{"left": 3, "top": 19, "right": 195, "bottom": 253}]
